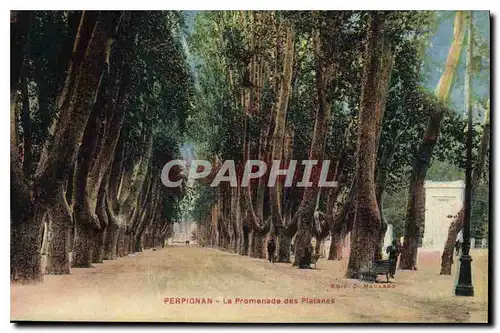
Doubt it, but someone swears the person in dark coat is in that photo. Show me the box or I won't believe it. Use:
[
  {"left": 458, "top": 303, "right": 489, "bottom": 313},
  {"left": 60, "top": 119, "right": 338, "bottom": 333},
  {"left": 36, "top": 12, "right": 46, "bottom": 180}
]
[
  {"left": 267, "top": 238, "right": 276, "bottom": 263},
  {"left": 386, "top": 240, "right": 401, "bottom": 278}
]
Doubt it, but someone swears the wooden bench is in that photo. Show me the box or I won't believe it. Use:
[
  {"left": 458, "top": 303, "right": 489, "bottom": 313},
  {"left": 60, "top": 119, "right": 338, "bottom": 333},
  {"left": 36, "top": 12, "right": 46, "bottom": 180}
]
[
  {"left": 361, "top": 260, "right": 391, "bottom": 282},
  {"left": 311, "top": 254, "right": 321, "bottom": 269}
]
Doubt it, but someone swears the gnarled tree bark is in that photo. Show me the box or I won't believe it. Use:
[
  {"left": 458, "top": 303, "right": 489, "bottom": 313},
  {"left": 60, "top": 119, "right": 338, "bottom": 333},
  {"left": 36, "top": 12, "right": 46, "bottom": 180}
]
[
  {"left": 11, "top": 11, "right": 123, "bottom": 283},
  {"left": 346, "top": 13, "right": 393, "bottom": 278},
  {"left": 400, "top": 11, "right": 465, "bottom": 270}
]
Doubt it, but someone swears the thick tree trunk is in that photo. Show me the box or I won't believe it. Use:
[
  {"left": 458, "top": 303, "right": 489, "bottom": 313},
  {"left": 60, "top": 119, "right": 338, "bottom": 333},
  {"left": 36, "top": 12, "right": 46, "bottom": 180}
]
[
  {"left": 134, "top": 232, "right": 143, "bottom": 253},
  {"left": 103, "top": 217, "right": 119, "bottom": 260},
  {"left": 45, "top": 186, "right": 73, "bottom": 274},
  {"left": 91, "top": 231, "right": 106, "bottom": 263},
  {"left": 270, "top": 26, "right": 295, "bottom": 234},
  {"left": 314, "top": 238, "right": 323, "bottom": 256},
  {"left": 105, "top": 133, "right": 152, "bottom": 258},
  {"left": 250, "top": 232, "right": 265, "bottom": 258},
  {"left": 11, "top": 207, "right": 45, "bottom": 283},
  {"left": 92, "top": 179, "right": 109, "bottom": 263},
  {"left": 277, "top": 235, "right": 293, "bottom": 263},
  {"left": 373, "top": 55, "right": 395, "bottom": 260},
  {"left": 135, "top": 206, "right": 154, "bottom": 253},
  {"left": 293, "top": 215, "right": 315, "bottom": 266},
  {"left": 11, "top": 12, "right": 122, "bottom": 283},
  {"left": 231, "top": 186, "right": 241, "bottom": 253},
  {"left": 72, "top": 102, "right": 102, "bottom": 267},
  {"left": 440, "top": 210, "right": 464, "bottom": 275},
  {"left": 116, "top": 225, "right": 126, "bottom": 257},
  {"left": 346, "top": 13, "right": 392, "bottom": 278},
  {"left": 72, "top": 222, "right": 95, "bottom": 268},
  {"left": 277, "top": 220, "right": 296, "bottom": 263},
  {"left": 329, "top": 179, "right": 355, "bottom": 260},
  {"left": 328, "top": 232, "right": 344, "bottom": 260},
  {"left": 400, "top": 11, "right": 465, "bottom": 270},
  {"left": 292, "top": 27, "right": 335, "bottom": 266},
  {"left": 123, "top": 235, "right": 132, "bottom": 255},
  {"left": 129, "top": 231, "right": 136, "bottom": 253},
  {"left": 102, "top": 136, "right": 124, "bottom": 260},
  {"left": 132, "top": 176, "right": 157, "bottom": 253},
  {"left": 10, "top": 11, "right": 38, "bottom": 284},
  {"left": 244, "top": 131, "right": 270, "bottom": 259},
  {"left": 400, "top": 176, "right": 426, "bottom": 270}
]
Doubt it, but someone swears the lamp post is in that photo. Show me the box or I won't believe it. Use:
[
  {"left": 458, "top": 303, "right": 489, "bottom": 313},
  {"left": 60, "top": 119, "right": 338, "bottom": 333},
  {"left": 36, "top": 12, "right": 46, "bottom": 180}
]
[{"left": 455, "top": 11, "right": 474, "bottom": 297}]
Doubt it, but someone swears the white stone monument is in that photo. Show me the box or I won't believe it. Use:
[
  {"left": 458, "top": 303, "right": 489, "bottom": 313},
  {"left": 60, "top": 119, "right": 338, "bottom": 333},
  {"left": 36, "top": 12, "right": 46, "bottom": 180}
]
[
  {"left": 481, "top": 238, "right": 487, "bottom": 248},
  {"left": 422, "top": 180, "right": 465, "bottom": 252},
  {"left": 383, "top": 224, "right": 393, "bottom": 253}
]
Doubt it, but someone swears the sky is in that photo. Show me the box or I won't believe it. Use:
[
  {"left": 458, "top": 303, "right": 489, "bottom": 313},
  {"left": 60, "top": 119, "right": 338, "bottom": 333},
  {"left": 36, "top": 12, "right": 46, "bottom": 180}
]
[{"left": 422, "top": 11, "right": 490, "bottom": 116}]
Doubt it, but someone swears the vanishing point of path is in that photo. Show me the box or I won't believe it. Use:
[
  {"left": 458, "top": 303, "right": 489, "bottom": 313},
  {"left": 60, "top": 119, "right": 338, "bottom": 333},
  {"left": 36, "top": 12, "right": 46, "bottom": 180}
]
[{"left": 11, "top": 246, "right": 488, "bottom": 323}]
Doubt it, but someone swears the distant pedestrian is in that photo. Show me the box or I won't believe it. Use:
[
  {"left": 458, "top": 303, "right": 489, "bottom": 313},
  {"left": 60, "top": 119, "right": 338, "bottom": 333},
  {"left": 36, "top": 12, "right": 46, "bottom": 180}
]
[
  {"left": 386, "top": 240, "right": 401, "bottom": 278},
  {"left": 267, "top": 238, "right": 276, "bottom": 263}
]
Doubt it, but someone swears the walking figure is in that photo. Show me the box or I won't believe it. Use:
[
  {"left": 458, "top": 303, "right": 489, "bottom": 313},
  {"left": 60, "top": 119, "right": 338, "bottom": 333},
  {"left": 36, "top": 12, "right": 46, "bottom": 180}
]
[
  {"left": 386, "top": 240, "right": 401, "bottom": 278},
  {"left": 267, "top": 238, "right": 276, "bottom": 263}
]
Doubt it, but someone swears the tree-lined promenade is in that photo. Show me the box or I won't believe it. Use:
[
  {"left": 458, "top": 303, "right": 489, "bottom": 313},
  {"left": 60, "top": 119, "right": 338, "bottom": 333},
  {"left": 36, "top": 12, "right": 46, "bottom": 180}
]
[
  {"left": 11, "top": 11, "right": 190, "bottom": 283},
  {"left": 11, "top": 246, "right": 488, "bottom": 322},
  {"left": 188, "top": 11, "right": 489, "bottom": 277},
  {"left": 11, "top": 9, "right": 489, "bottom": 304}
]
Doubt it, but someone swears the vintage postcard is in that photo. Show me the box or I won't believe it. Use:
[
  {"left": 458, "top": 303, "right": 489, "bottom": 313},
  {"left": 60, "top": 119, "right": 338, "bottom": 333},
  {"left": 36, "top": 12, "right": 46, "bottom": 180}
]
[{"left": 10, "top": 10, "right": 490, "bottom": 323}]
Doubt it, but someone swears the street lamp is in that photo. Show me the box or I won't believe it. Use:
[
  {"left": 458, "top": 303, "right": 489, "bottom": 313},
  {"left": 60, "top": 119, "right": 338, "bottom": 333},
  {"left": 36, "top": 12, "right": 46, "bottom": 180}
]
[{"left": 455, "top": 11, "right": 474, "bottom": 297}]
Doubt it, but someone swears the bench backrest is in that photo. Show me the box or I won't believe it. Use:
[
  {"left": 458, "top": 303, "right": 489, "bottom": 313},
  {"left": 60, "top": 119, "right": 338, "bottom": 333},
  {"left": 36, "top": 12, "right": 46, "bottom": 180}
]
[{"left": 373, "top": 260, "right": 391, "bottom": 273}]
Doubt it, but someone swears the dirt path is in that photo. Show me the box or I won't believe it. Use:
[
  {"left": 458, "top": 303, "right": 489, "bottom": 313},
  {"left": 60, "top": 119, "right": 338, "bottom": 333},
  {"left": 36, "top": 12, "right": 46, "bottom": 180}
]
[{"left": 11, "top": 246, "right": 488, "bottom": 323}]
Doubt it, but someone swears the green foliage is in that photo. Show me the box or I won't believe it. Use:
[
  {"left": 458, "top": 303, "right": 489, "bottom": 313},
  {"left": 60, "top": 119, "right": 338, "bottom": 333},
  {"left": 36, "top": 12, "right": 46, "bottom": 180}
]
[
  {"left": 24, "top": 11, "right": 78, "bottom": 166},
  {"left": 190, "top": 184, "right": 217, "bottom": 226},
  {"left": 120, "top": 12, "right": 194, "bottom": 166},
  {"left": 185, "top": 10, "right": 489, "bottom": 239},
  {"left": 382, "top": 189, "right": 408, "bottom": 238},
  {"left": 471, "top": 181, "right": 489, "bottom": 240}
]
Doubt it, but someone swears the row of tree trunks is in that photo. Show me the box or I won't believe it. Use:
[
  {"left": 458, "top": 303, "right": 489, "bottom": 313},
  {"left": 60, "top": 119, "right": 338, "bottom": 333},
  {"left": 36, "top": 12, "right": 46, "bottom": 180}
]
[
  {"left": 72, "top": 97, "right": 106, "bottom": 268},
  {"left": 329, "top": 179, "right": 356, "bottom": 260},
  {"left": 70, "top": 39, "right": 130, "bottom": 268},
  {"left": 269, "top": 26, "right": 295, "bottom": 236},
  {"left": 103, "top": 135, "right": 125, "bottom": 260},
  {"left": 346, "top": 13, "right": 393, "bottom": 278},
  {"left": 291, "top": 24, "right": 337, "bottom": 266},
  {"left": 12, "top": 11, "right": 184, "bottom": 286},
  {"left": 400, "top": 11, "right": 466, "bottom": 270},
  {"left": 10, "top": 11, "right": 40, "bottom": 284},
  {"left": 11, "top": 11, "right": 123, "bottom": 283}
]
